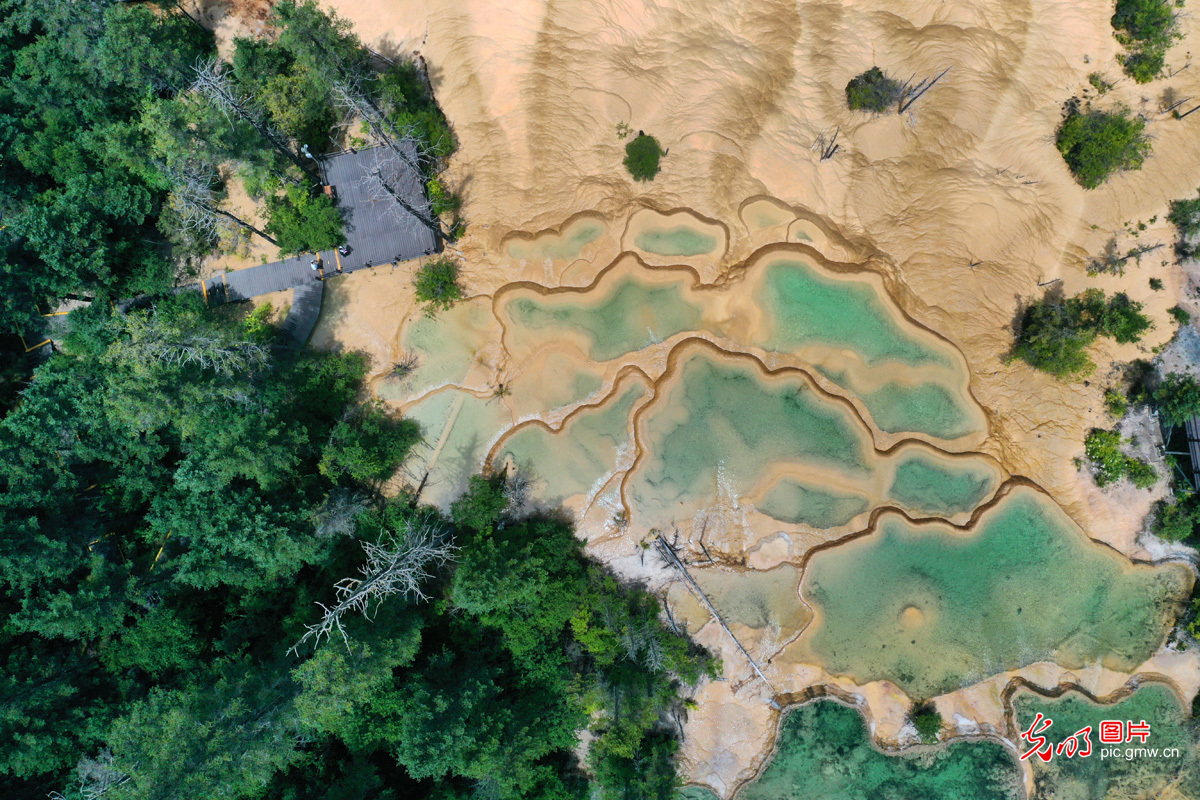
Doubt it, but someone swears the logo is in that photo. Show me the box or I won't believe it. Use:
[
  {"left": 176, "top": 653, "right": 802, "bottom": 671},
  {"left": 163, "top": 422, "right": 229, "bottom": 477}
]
[{"left": 1019, "top": 714, "right": 1177, "bottom": 762}]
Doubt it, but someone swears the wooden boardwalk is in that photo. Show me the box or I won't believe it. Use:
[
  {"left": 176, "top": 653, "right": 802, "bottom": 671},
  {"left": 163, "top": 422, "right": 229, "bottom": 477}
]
[
  {"left": 1184, "top": 417, "right": 1200, "bottom": 489},
  {"left": 188, "top": 146, "right": 439, "bottom": 344}
]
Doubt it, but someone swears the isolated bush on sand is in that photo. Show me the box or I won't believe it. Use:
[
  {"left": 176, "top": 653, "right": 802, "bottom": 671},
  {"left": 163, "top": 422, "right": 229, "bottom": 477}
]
[
  {"left": 1056, "top": 107, "right": 1150, "bottom": 189},
  {"left": 845, "top": 67, "right": 903, "bottom": 112},
  {"left": 623, "top": 133, "right": 664, "bottom": 181}
]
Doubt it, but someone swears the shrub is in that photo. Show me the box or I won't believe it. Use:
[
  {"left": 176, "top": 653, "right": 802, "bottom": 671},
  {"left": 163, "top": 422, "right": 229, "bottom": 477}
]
[
  {"left": 264, "top": 184, "right": 345, "bottom": 254},
  {"left": 1170, "top": 305, "right": 1191, "bottom": 325},
  {"left": 623, "top": 133, "right": 664, "bottom": 182},
  {"left": 1084, "top": 428, "right": 1156, "bottom": 488},
  {"left": 244, "top": 302, "right": 275, "bottom": 343},
  {"left": 413, "top": 257, "right": 465, "bottom": 312},
  {"left": 845, "top": 67, "right": 903, "bottom": 112},
  {"left": 1127, "top": 457, "right": 1158, "bottom": 489},
  {"left": 909, "top": 702, "right": 943, "bottom": 744},
  {"left": 1169, "top": 191, "right": 1200, "bottom": 237},
  {"left": 1088, "top": 72, "right": 1114, "bottom": 93},
  {"left": 1056, "top": 108, "right": 1150, "bottom": 189},
  {"left": 1012, "top": 288, "right": 1152, "bottom": 379},
  {"left": 1104, "top": 388, "right": 1129, "bottom": 418},
  {"left": 425, "top": 177, "right": 461, "bottom": 217},
  {"left": 1150, "top": 277, "right": 1164, "bottom": 290},
  {"left": 1153, "top": 372, "right": 1200, "bottom": 426},
  {"left": 1154, "top": 495, "right": 1200, "bottom": 542}
]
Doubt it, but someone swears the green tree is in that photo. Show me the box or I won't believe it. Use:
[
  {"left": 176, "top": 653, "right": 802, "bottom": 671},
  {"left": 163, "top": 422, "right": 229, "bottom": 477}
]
[
  {"left": 1012, "top": 289, "right": 1151, "bottom": 379},
  {"left": 265, "top": 184, "right": 346, "bottom": 253},
  {"left": 1153, "top": 372, "right": 1200, "bottom": 426},
  {"left": 1056, "top": 107, "right": 1150, "bottom": 189},
  {"left": 845, "top": 67, "right": 903, "bottom": 112},
  {"left": 1153, "top": 495, "right": 1200, "bottom": 542},
  {"left": 318, "top": 402, "right": 421, "bottom": 484},
  {"left": 1112, "top": 0, "right": 1179, "bottom": 83},
  {"left": 413, "top": 257, "right": 465, "bottom": 312},
  {"left": 910, "top": 702, "right": 943, "bottom": 743},
  {"left": 623, "top": 133, "right": 664, "bottom": 182}
]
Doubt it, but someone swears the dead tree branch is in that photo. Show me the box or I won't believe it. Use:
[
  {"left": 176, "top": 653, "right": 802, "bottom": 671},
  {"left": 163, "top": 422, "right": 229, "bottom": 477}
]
[
  {"left": 192, "top": 59, "right": 320, "bottom": 182},
  {"left": 899, "top": 66, "right": 951, "bottom": 113},
  {"left": 291, "top": 519, "right": 455, "bottom": 654}
]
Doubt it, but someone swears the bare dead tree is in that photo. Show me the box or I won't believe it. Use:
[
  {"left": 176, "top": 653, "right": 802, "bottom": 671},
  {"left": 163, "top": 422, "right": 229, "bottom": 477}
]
[
  {"left": 191, "top": 59, "right": 321, "bottom": 183},
  {"left": 113, "top": 313, "right": 269, "bottom": 377},
  {"left": 1087, "top": 240, "right": 1165, "bottom": 275},
  {"left": 817, "top": 126, "right": 840, "bottom": 161},
  {"left": 291, "top": 519, "right": 456, "bottom": 654},
  {"left": 360, "top": 149, "right": 445, "bottom": 243},
  {"left": 166, "top": 163, "right": 278, "bottom": 246},
  {"left": 898, "top": 66, "right": 951, "bottom": 113},
  {"left": 48, "top": 750, "right": 130, "bottom": 800},
  {"left": 332, "top": 73, "right": 438, "bottom": 177},
  {"left": 391, "top": 352, "right": 419, "bottom": 378},
  {"left": 309, "top": 488, "right": 368, "bottom": 538}
]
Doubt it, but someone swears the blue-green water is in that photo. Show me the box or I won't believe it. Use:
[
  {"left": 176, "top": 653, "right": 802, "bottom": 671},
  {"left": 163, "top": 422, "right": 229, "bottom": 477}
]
[
  {"left": 758, "top": 260, "right": 949, "bottom": 369},
  {"left": 758, "top": 479, "right": 871, "bottom": 528},
  {"left": 634, "top": 225, "right": 718, "bottom": 256},
  {"left": 504, "top": 277, "right": 704, "bottom": 361},
  {"left": 1013, "top": 684, "right": 1200, "bottom": 799},
  {"left": 740, "top": 700, "right": 1022, "bottom": 800},
  {"left": 886, "top": 452, "right": 998, "bottom": 517},
  {"left": 801, "top": 489, "right": 1192, "bottom": 697}
]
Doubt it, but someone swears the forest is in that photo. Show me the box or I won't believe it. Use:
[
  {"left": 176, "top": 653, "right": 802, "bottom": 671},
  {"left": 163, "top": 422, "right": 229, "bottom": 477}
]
[{"left": 0, "top": 1, "right": 714, "bottom": 798}]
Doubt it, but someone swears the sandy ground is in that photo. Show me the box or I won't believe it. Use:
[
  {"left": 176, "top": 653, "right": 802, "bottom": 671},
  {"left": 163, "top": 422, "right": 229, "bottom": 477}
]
[{"left": 197, "top": 0, "right": 1200, "bottom": 792}]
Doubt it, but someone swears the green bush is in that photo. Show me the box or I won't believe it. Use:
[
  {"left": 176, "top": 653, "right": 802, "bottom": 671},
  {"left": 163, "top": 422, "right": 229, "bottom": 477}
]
[
  {"left": 909, "top": 702, "right": 943, "bottom": 744},
  {"left": 1127, "top": 457, "right": 1159, "bottom": 489},
  {"left": 426, "top": 177, "right": 461, "bottom": 216},
  {"left": 317, "top": 402, "right": 421, "bottom": 483},
  {"left": 264, "top": 184, "right": 346, "bottom": 254},
  {"left": 243, "top": 302, "right": 275, "bottom": 343},
  {"left": 1169, "top": 191, "right": 1200, "bottom": 239},
  {"left": 623, "top": 133, "right": 664, "bottom": 182},
  {"left": 1056, "top": 108, "right": 1150, "bottom": 189},
  {"left": 1104, "top": 388, "right": 1129, "bottom": 418},
  {"left": 1112, "top": 0, "right": 1179, "bottom": 83},
  {"left": 1170, "top": 305, "right": 1191, "bottom": 325},
  {"left": 1088, "top": 72, "right": 1114, "bottom": 93},
  {"left": 1084, "top": 428, "right": 1156, "bottom": 488},
  {"left": 1153, "top": 372, "right": 1200, "bottom": 426},
  {"left": 1012, "top": 289, "right": 1152, "bottom": 379},
  {"left": 845, "top": 67, "right": 903, "bottom": 112},
  {"left": 1154, "top": 495, "right": 1200, "bottom": 542},
  {"left": 413, "top": 257, "right": 465, "bottom": 311},
  {"left": 1150, "top": 277, "right": 1165, "bottom": 290}
]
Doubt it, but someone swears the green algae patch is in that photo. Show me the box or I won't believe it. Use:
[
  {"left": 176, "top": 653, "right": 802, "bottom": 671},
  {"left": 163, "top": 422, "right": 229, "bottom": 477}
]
[
  {"left": 506, "top": 218, "right": 606, "bottom": 261},
  {"left": 381, "top": 298, "right": 500, "bottom": 402},
  {"left": 502, "top": 274, "right": 704, "bottom": 362},
  {"left": 741, "top": 700, "right": 1021, "bottom": 800},
  {"left": 1013, "top": 684, "right": 1200, "bottom": 798},
  {"left": 634, "top": 225, "right": 718, "bottom": 257},
  {"left": 887, "top": 452, "right": 1000, "bottom": 518},
  {"left": 799, "top": 488, "right": 1192, "bottom": 698},
  {"left": 630, "top": 350, "right": 871, "bottom": 523},
  {"left": 862, "top": 381, "right": 974, "bottom": 441},
  {"left": 757, "top": 260, "right": 948, "bottom": 369},
  {"left": 677, "top": 788, "right": 719, "bottom": 800},
  {"left": 758, "top": 479, "right": 871, "bottom": 528},
  {"left": 497, "top": 381, "right": 645, "bottom": 503}
]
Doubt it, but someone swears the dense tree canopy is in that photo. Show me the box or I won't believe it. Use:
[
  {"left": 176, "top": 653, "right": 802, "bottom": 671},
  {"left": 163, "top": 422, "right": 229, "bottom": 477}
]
[{"left": 0, "top": 300, "right": 713, "bottom": 798}]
